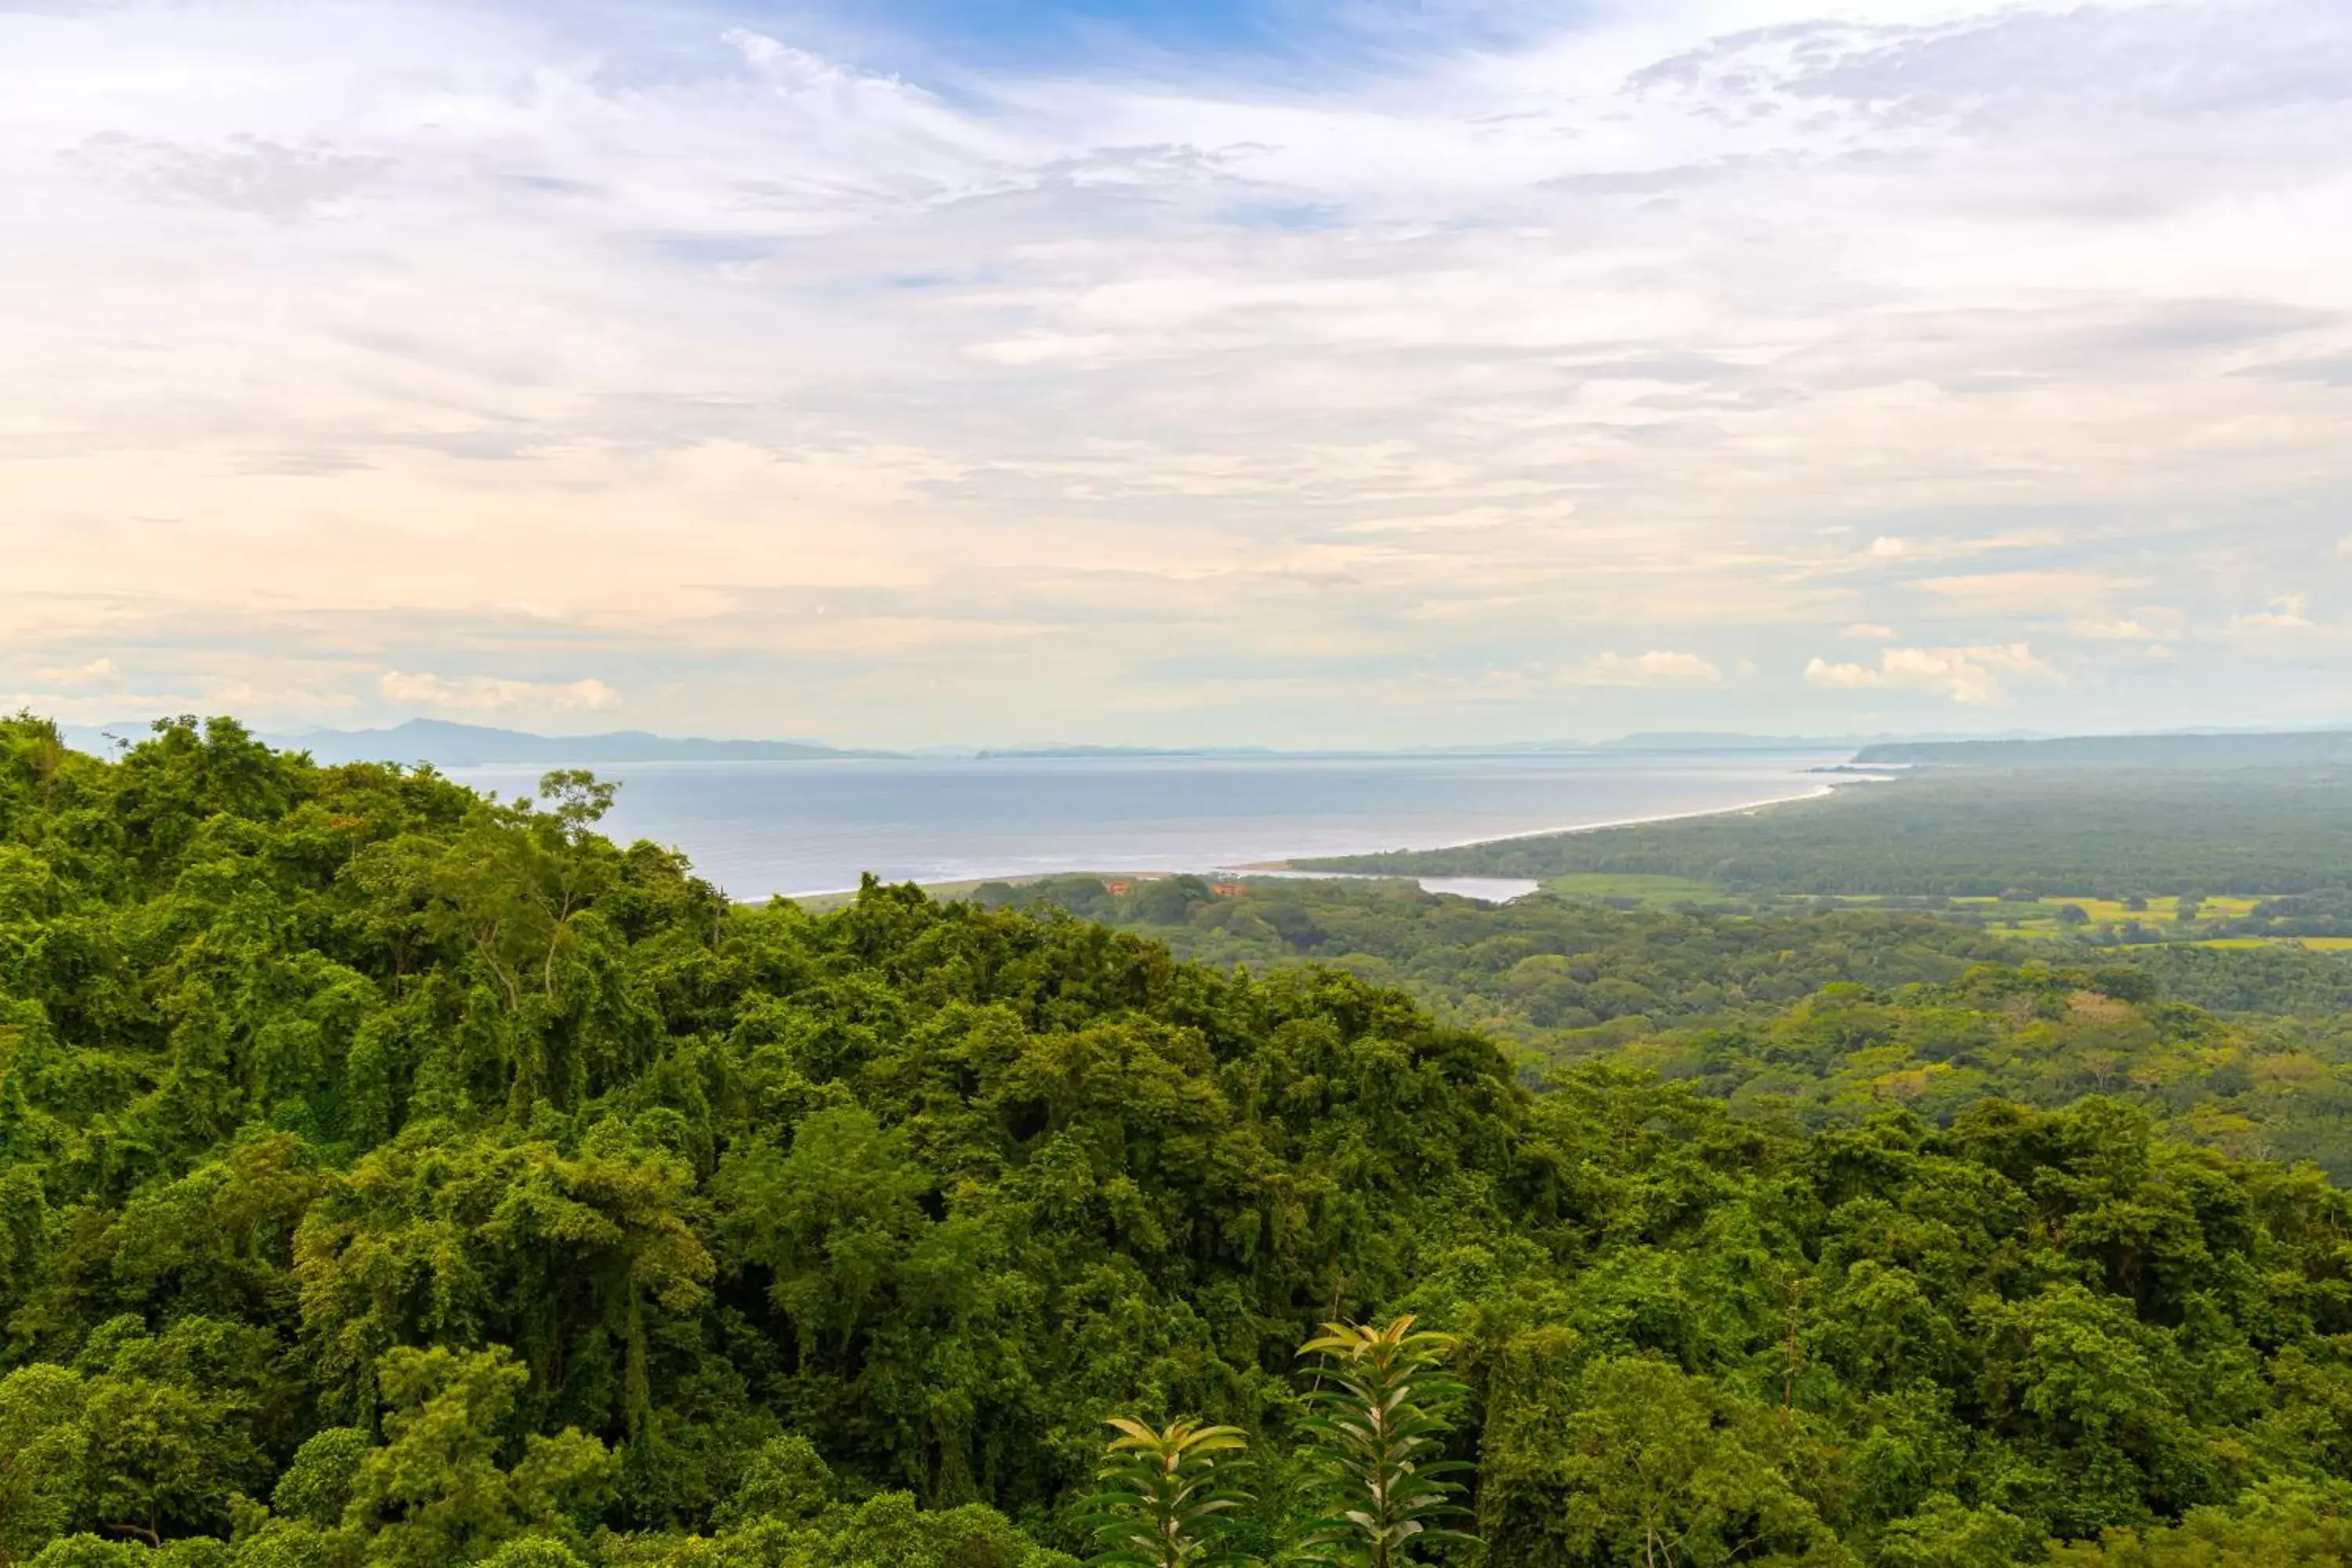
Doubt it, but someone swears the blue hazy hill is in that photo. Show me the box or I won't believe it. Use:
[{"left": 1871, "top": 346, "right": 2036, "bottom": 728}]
[{"left": 63, "top": 717, "right": 898, "bottom": 767}]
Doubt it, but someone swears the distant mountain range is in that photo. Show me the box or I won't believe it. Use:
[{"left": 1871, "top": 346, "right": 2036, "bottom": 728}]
[
  {"left": 60, "top": 719, "right": 895, "bottom": 767},
  {"left": 54, "top": 717, "right": 2352, "bottom": 770},
  {"left": 1386, "top": 731, "right": 2046, "bottom": 754},
  {"left": 1596, "top": 730, "right": 2049, "bottom": 751},
  {"left": 1855, "top": 729, "right": 2352, "bottom": 768},
  {"left": 972, "top": 744, "right": 1279, "bottom": 759},
  {"left": 63, "top": 720, "right": 1958, "bottom": 764}
]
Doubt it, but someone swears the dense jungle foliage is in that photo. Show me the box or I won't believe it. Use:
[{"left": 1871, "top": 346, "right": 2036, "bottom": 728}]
[
  {"left": 9, "top": 715, "right": 2352, "bottom": 1567},
  {"left": 1572, "top": 968, "right": 2352, "bottom": 1181},
  {"left": 1297, "top": 768, "right": 2352, "bottom": 897},
  {"left": 980, "top": 873, "right": 2352, "bottom": 1047},
  {"left": 971, "top": 877, "right": 2035, "bottom": 1039},
  {"left": 982, "top": 878, "right": 2352, "bottom": 1178}
]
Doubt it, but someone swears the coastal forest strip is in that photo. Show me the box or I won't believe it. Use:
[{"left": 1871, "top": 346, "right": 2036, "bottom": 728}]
[{"left": 1293, "top": 764, "right": 2352, "bottom": 896}]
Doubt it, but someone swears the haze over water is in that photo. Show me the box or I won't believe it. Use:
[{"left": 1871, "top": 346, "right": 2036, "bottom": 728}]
[{"left": 448, "top": 750, "right": 1842, "bottom": 899}]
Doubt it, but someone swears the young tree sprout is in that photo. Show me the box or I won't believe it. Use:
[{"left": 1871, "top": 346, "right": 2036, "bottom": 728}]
[
  {"left": 1082, "top": 1417, "right": 1254, "bottom": 1568},
  {"left": 1292, "top": 1318, "right": 1473, "bottom": 1568}
]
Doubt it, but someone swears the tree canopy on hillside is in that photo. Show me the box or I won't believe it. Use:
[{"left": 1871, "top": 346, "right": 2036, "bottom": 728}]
[{"left": 5, "top": 715, "right": 2352, "bottom": 1566}]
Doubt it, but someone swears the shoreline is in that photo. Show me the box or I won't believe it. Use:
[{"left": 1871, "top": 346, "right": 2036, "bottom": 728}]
[
  {"left": 770, "top": 768, "right": 1865, "bottom": 904},
  {"left": 1233, "top": 774, "right": 1861, "bottom": 873}
]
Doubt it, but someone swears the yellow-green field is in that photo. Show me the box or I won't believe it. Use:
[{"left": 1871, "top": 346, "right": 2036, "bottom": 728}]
[
  {"left": 1541, "top": 887, "right": 2320, "bottom": 948},
  {"left": 1952, "top": 894, "right": 2261, "bottom": 924},
  {"left": 1556, "top": 886, "right": 2341, "bottom": 951}
]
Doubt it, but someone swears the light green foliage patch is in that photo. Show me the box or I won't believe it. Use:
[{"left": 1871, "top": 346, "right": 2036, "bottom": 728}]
[{"left": 1537, "top": 872, "right": 1729, "bottom": 904}]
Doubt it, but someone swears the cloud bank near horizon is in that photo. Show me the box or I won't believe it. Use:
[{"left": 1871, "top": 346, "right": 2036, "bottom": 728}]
[{"left": 2, "top": 0, "right": 2348, "bottom": 745}]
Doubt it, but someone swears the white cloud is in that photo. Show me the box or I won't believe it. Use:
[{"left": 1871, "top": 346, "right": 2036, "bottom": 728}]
[
  {"left": 2069, "top": 616, "right": 2160, "bottom": 641},
  {"left": 1838, "top": 533, "right": 2067, "bottom": 575},
  {"left": 1842, "top": 622, "right": 1899, "bottom": 641},
  {"left": 380, "top": 670, "right": 622, "bottom": 713},
  {"left": 2230, "top": 594, "right": 2316, "bottom": 632},
  {"left": 30, "top": 657, "right": 118, "bottom": 686},
  {"left": 1565, "top": 650, "right": 1724, "bottom": 687},
  {"left": 1803, "top": 643, "right": 2056, "bottom": 706}
]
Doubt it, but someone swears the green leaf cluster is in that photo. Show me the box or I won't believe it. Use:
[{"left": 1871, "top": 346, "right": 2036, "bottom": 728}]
[
  {"left": 1080, "top": 1418, "right": 1250, "bottom": 1568},
  {"left": 1290, "top": 1319, "right": 1470, "bottom": 1568}
]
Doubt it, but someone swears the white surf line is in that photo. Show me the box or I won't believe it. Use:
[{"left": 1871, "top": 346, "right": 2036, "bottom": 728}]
[{"left": 1226, "top": 775, "right": 1867, "bottom": 875}]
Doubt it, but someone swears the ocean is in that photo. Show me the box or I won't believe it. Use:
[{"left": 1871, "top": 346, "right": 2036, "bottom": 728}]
[{"left": 444, "top": 750, "right": 1844, "bottom": 902}]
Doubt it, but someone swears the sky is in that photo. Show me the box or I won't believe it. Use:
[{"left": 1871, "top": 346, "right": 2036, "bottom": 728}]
[{"left": 3, "top": 0, "right": 2349, "bottom": 747}]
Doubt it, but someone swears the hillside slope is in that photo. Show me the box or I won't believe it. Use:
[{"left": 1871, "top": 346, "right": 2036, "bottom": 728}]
[{"left": 4, "top": 716, "right": 2352, "bottom": 1566}]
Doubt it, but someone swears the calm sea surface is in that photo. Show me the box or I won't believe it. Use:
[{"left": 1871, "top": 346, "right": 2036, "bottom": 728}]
[{"left": 445, "top": 750, "right": 1844, "bottom": 901}]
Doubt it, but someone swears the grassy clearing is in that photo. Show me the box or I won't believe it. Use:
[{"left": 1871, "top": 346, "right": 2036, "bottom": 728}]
[
  {"left": 1543, "top": 871, "right": 1730, "bottom": 904},
  {"left": 2198, "top": 895, "right": 2263, "bottom": 917},
  {"left": 1951, "top": 893, "right": 2269, "bottom": 936},
  {"left": 2021, "top": 894, "right": 2259, "bottom": 923}
]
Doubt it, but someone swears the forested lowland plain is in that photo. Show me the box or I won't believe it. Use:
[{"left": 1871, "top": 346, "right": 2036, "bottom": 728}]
[
  {"left": 1297, "top": 763, "right": 2352, "bottom": 898},
  {"left": 982, "top": 877, "right": 2352, "bottom": 1178},
  {"left": 8, "top": 715, "right": 2352, "bottom": 1568}
]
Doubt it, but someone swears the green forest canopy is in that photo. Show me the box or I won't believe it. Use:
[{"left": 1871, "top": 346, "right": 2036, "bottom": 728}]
[
  {"left": 983, "top": 877, "right": 2352, "bottom": 1179},
  {"left": 983, "top": 870, "right": 2352, "bottom": 1049},
  {"left": 6, "top": 715, "right": 2352, "bottom": 1566}
]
